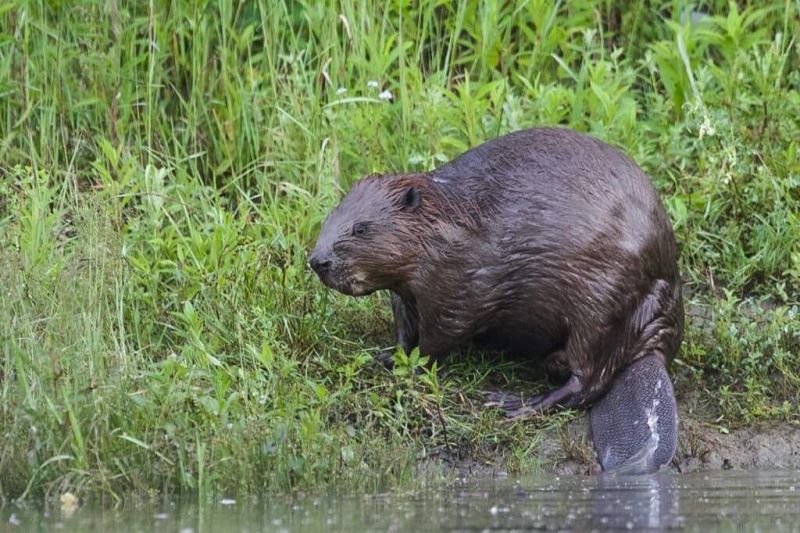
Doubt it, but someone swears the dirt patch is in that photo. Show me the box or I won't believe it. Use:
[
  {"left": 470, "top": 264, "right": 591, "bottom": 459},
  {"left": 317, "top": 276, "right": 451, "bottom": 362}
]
[
  {"left": 423, "top": 408, "right": 800, "bottom": 481},
  {"left": 673, "top": 417, "right": 800, "bottom": 472},
  {"left": 530, "top": 405, "right": 800, "bottom": 475}
]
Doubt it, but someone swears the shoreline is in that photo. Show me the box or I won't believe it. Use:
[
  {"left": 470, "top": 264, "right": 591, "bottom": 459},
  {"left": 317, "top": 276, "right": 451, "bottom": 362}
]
[{"left": 441, "top": 407, "right": 800, "bottom": 479}]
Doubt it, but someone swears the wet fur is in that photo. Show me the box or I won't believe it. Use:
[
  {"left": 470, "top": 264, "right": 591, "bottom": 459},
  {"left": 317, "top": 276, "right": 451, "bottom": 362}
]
[{"left": 312, "top": 127, "right": 683, "bottom": 406}]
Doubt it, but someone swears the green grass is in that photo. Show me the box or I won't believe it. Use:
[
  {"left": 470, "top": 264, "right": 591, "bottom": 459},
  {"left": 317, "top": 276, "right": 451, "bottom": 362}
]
[{"left": 1, "top": 0, "right": 799, "bottom": 501}]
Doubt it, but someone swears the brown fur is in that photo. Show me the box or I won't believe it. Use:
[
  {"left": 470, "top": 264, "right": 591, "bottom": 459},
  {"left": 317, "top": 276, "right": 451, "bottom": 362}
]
[{"left": 310, "top": 128, "right": 683, "bottom": 406}]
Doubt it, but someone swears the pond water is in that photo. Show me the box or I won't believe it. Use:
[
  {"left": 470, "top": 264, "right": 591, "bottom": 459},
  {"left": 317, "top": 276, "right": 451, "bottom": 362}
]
[{"left": 3, "top": 470, "right": 800, "bottom": 532}]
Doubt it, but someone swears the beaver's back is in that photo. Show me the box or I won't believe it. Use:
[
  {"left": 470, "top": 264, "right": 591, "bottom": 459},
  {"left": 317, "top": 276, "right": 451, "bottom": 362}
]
[
  {"left": 432, "top": 128, "right": 676, "bottom": 280},
  {"left": 426, "top": 128, "right": 681, "bottom": 375}
]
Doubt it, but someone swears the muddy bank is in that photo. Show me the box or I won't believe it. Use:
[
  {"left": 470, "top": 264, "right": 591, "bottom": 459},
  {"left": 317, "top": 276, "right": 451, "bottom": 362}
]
[
  {"left": 433, "top": 403, "right": 800, "bottom": 479},
  {"left": 530, "top": 406, "right": 800, "bottom": 476}
]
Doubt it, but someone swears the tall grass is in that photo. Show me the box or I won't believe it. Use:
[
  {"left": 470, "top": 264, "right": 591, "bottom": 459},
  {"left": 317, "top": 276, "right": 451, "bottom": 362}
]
[{"left": 1, "top": 0, "right": 799, "bottom": 500}]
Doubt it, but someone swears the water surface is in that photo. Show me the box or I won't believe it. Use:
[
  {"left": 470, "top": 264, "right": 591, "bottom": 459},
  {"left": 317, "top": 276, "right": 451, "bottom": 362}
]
[{"left": 4, "top": 470, "right": 799, "bottom": 531}]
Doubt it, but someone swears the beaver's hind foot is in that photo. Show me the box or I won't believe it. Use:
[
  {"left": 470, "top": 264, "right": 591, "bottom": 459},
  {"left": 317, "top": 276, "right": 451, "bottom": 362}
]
[{"left": 484, "top": 374, "right": 583, "bottom": 418}]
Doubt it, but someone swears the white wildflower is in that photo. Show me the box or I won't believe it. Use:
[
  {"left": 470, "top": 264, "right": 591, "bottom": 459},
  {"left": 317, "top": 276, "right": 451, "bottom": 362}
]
[
  {"left": 698, "top": 113, "right": 716, "bottom": 139},
  {"left": 378, "top": 90, "right": 393, "bottom": 101},
  {"left": 336, "top": 87, "right": 347, "bottom": 95},
  {"left": 367, "top": 80, "right": 379, "bottom": 89}
]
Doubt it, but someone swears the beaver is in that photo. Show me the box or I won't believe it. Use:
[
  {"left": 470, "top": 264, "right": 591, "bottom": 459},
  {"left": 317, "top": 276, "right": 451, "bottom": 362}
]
[{"left": 309, "top": 128, "right": 683, "bottom": 474}]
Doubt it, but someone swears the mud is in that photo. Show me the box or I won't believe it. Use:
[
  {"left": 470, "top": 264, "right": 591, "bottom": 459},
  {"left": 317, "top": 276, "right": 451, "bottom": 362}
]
[
  {"left": 428, "top": 403, "right": 800, "bottom": 479},
  {"left": 530, "top": 407, "right": 800, "bottom": 476}
]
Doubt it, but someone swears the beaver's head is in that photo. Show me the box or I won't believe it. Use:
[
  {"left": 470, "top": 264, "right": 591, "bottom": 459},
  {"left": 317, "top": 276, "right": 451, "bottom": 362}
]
[{"left": 309, "top": 174, "right": 429, "bottom": 296}]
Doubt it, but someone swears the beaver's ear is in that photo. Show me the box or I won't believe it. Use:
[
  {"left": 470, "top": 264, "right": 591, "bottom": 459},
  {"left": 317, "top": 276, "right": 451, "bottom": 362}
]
[{"left": 401, "top": 187, "right": 421, "bottom": 210}]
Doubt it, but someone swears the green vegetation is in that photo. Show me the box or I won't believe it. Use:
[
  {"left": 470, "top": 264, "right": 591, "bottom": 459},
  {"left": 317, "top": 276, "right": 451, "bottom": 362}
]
[{"left": 1, "top": 0, "right": 798, "bottom": 501}]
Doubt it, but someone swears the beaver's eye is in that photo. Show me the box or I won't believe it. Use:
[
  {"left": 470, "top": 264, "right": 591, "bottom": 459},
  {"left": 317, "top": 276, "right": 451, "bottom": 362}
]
[{"left": 352, "top": 222, "right": 368, "bottom": 237}]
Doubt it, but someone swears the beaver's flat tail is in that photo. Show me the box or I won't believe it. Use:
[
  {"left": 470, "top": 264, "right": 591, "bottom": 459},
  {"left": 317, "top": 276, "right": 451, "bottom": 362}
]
[{"left": 589, "top": 353, "right": 678, "bottom": 474}]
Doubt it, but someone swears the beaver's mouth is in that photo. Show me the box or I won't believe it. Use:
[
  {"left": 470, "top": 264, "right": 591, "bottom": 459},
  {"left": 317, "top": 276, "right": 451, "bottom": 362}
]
[{"left": 314, "top": 267, "right": 374, "bottom": 297}]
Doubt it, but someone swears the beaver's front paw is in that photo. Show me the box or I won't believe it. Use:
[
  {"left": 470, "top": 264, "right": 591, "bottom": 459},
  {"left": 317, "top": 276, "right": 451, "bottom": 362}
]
[{"left": 372, "top": 348, "right": 396, "bottom": 370}]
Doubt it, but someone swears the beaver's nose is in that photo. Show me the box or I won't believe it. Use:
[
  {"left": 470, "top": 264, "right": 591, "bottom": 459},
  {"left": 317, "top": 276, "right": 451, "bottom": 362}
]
[{"left": 308, "top": 254, "right": 331, "bottom": 276}]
